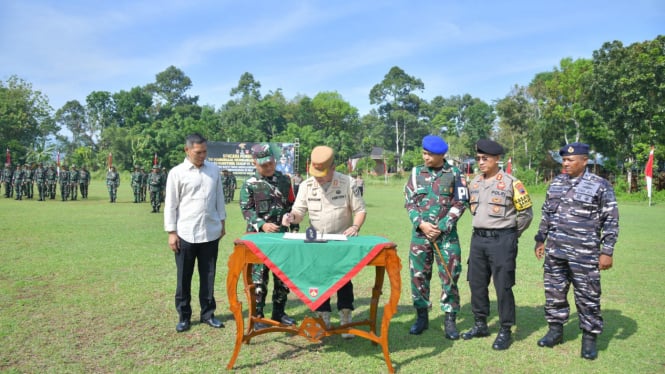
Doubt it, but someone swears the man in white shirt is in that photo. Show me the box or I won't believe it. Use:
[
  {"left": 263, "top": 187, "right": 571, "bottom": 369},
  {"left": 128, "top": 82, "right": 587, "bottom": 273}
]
[{"left": 164, "top": 133, "right": 227, "bottom": 333}]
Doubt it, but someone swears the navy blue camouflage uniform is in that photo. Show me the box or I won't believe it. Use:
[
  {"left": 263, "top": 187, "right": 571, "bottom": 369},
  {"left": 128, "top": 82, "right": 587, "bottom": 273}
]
[{"left": 536, "top": 170, "right": 619, "bottom": 334}]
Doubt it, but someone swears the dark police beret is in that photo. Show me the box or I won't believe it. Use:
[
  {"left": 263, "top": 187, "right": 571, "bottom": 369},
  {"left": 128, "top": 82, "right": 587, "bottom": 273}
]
[
  {"left": 422, "top": 135, "right": 448, "bottom": 154},
  {"left": 559, "top": 142, "right": 589, "bottom": 156},
  {"left": 476, "top": 139, "right": 504, "bottom": 155}
]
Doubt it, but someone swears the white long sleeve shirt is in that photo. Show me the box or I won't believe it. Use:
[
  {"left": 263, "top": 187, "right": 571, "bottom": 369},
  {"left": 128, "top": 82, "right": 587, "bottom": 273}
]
[{"left": 164, "top": 158, "right": 226, "bottom": 243}]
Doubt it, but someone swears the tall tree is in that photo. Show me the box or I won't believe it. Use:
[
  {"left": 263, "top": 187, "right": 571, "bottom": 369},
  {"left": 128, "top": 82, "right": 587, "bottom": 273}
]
[
  {"left": 0, "top": 75, "right": 57, "bottom": 161},
  {"left": 369, "top": 66, "right": 425, "bottom": 170}
]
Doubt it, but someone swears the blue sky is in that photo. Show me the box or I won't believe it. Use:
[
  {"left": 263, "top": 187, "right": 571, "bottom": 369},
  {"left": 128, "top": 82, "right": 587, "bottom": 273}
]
[{"left": 1, "top": 0, "right": 663, "bottom": 117}]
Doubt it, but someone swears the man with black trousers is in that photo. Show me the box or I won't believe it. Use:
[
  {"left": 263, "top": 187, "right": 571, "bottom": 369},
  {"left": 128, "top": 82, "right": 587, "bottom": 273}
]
[{"left": 164, "top": 133, "right": 227, "bottom": 333}]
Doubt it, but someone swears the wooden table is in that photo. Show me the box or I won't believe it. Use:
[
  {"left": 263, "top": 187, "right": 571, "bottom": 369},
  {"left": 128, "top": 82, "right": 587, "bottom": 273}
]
[{"left": 226, "top": 235, "right": 401, "bottom": 373}]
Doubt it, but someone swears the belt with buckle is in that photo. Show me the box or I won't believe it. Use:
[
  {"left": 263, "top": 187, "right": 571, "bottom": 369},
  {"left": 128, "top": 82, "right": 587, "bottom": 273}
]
[{"left": 473, "top": 227, "right": 517, "bottom": 237}]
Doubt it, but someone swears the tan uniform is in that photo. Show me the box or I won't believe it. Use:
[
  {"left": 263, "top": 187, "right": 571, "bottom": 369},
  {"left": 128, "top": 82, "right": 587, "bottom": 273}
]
[
  {"left": 291, "top": 171, "right": 365, "bottom": 234},
  {"left": 469, "top": 171, "right": 533, "bottom": 234}
]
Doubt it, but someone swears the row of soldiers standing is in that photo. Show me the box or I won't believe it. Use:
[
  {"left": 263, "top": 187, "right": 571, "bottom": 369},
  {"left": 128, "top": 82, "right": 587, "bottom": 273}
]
[
  {"left": 2, "top": 163, "right": 90, "bottom": 201},
  {"left": 129, "top": 165, "right": 167, "bottom": 212}
]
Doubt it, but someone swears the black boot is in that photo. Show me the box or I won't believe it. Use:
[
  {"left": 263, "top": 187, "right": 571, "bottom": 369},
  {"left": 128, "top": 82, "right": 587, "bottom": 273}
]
[
  {"left": 537, "top": 323, "right": 564, "bottom": 348},
  {"left": 581, "top": 331, "right": 598, "bottom": 360},
  {"left": 492, "top": 326, "right": 512, "bottom": 350},
  {"left": 462, "top": 317, "right": 490, "bottom": 340},
  {"left": 409, "top": 308, "right": 429, "bottom": 335},
  {"left": 444, "top": 312, "right": 459, "bottom": 340},
  {"left": 272, "top": 302, "right": 296, "bottom": 326}
]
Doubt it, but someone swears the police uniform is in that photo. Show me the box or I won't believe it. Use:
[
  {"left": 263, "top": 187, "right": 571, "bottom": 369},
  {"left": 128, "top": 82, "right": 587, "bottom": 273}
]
[
  {"left": 404, "top": 135, "right": 468, "bottom": 338},
  {"left": 535, "top": 142, "right": 619, "bottom": 359},
  {"left": 290, "top": 146, "right": 366, "bottom": 328},
  {"left": 464, "top": 139, "right": 533, "bottom": 350},
  {"left": 240, "top": 144, "right": 298, "bottom": 327}
]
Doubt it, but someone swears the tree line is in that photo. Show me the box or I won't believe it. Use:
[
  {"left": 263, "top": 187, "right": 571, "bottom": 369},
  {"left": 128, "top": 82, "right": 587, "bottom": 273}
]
[{"left": 1, "top": 36, "right": 663, "bottom": 190}]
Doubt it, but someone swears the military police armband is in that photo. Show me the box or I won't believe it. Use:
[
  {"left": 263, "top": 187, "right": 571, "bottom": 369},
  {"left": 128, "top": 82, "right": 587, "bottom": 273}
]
[
  {"left": 534, "top": 233, "right": 546, "bottom": 243},
  {"left": 512, "top": 181, "right": 533, "bottom": 211}
]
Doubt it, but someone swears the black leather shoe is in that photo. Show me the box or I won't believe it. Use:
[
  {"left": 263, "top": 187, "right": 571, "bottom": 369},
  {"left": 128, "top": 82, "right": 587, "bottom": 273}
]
[
  {"left": 581, "top": 331, "right": 598, "bottom": 360},
  {"left": 201, "top": 317, "right": 224, "bottom": 328},
  {"left": 273, "top": 313, "right": 296, "bottom": 326},
  {"left": 462, "top": 319, "right": 490, "bottom": 340},
  {"left": 492, "top": 327, "right": 512, "bottom": 350},
  {"left": 176, "top": 320, "right": 191, "bottom": 333},
  {"left": 537, "top": 323, "right": 564, "bottom": 348}
]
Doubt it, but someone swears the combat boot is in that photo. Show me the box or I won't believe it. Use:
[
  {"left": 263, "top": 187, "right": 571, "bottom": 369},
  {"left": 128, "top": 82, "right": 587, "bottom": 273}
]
[
  {"left": 271, "top": 301, "right": 296, "bottom": 326},
  {"left": 462, "top": 317, "right": 490, "bottom": 340},
  {"left": 581, "top": 331, "right": 598, "bottom": 360},
  {"left": 492, "top": 326, "right": 512, "bottom": 350},
  {"left": 340, "top": 308, "right": 354, "bottom": 339},
  {"left": 409, "top": 308, "right": 429, "bottom": 335},
  {"left": 316, "top": 311, "right": 331, "bottom": 329},
  {"left": 443, "top": 312, "right": 459, "bottom": 340},
  {"left": 537, "top": 323, "right": 563, "bottom": 347}
]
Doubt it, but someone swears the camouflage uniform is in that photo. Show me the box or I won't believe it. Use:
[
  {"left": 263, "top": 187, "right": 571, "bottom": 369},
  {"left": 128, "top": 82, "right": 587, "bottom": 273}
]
[
  {"left": 222, "top": 170, "right": 233, "bottom": 203},
  {"left": 59, "top": 166, "right": 70, "bottom": 201},
  {"left": 2, "top": 164, "right": 13, "bottom": 198},
  {"left": 79, "top": 166, "right": 90, "bottom": 199},
  {"left": 46, "top": 165, "right": 57, "bottom": 199},
  {"left": 147, "top": 166, "right": 163, "bottom": 212},
  {"left": 160, "top": 167, "right": 167, "bottom": 203},
  {"left": 130, "top": 166, "right": 142, "bottom": 203},
  {"left": 34, "top": 163, "right": 46, "bottom": 201},
  {"left": 23, "top": 164, "right": 34, "bottom": 199},
  {"left": 536, "top": 169, "right": 619, "bottom": 335},
  {"left": 69, "top": 166, "right": 79, "bottom": 200},
  {"left": 106, "top": 167, "right": 120, "bottom": 203},
  {"left": 12, "top": 166, "right": 25, "bottom": 200},
  {"left": 240, "top": 169, "right": 297, "bottom": 321},
  {"left": 139, "top": 167, "right": 147, "bottom": 202},
  {"left": 404, "top": 162, "right": 468, "bottom": 313}
]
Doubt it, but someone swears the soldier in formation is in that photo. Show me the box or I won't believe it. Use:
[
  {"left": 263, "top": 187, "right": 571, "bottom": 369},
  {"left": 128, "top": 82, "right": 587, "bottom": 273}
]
[
  {"left": 79, "top": 165, "right": 90, "bottom": 199},
  {"left": 23, "top": 164, "right": 34, "bottom": 199},
  {"left": 140, "top": 166, "right": 148, "bottom": 203},
  {"left": 59, "top": 165, "right": 70, "bottom": 201},
  {"left": 34, "top": 162, "right": 46, "bottom": 201},
  {"left": 46, "top": 164, "right": 57, "bottom": 199},
  {"left": 2, "top": 163, "right": 13, "bottom": 198},
  {"left": 106, "top": 166, "right": 120, "bottom": 203},
  {"left": 240, "top": 143, "right": 298, "bottom": 330},
  {"left": 69, "top": 165, "right": 79, "bottom": 200},
  {"left": 131, "top": 165, "right": 142, "bottom": 203},
  {"left": 148, "top": 165, "right": 163, "bottom": 213},
  {"left": 12, "top": 164, "right": 25, "bottom": 200},
  {"left": 404, "top": 135, "right": 468, "bottom": 339}
]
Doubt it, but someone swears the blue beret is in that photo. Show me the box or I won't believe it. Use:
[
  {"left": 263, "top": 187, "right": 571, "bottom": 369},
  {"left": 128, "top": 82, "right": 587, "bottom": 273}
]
[
  {"left": 559, "top": 142, "right": 589, "bottom": 156},
  {"left": 422, "top": 135, "right": 448, "bottom": 154},
  {"left": 476, "top": 139, "right": 504, "bottom": 155}
]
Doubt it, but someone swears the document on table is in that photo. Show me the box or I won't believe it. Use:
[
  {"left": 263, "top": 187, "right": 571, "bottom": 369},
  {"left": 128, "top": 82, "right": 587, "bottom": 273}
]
[{"left": 282, "top": 232, "right": 348, "bottom": 241}]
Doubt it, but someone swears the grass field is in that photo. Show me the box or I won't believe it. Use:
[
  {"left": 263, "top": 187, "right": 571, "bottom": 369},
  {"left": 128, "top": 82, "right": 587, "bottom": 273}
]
[{"left": 1, "top": 178, "right": 664, "bottom": 373}]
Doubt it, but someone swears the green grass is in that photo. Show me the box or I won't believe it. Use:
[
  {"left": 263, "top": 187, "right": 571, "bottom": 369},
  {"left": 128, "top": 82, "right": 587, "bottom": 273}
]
[{"left": 1, "top": 178, "right": 664, "bottom": 373}]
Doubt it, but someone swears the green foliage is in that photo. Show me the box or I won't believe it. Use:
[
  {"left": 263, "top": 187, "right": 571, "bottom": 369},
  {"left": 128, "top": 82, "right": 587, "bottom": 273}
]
[{"left": 1, "top": 180, "right": 664, "bottom": 373}]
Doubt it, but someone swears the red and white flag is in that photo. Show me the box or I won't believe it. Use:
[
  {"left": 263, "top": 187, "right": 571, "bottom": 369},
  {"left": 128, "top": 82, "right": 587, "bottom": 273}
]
[
  {"left": 645, "top": 146, "right": 654, "bottom": 205},
  {"left": 153, "top": 153, "right": 158, "bottom": 166},
  {"left": 506, "top": 157, "right": 512, "bottom": 174},
  {"left": 5, "top": 148, "right": 10, "bottom": 164}
]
